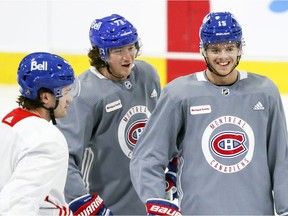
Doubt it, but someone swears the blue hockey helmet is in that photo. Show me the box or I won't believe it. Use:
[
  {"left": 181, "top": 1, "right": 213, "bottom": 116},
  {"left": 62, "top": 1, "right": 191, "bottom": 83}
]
[
  {"left": 89, "top": 14, "right": 139, "bottom": 60},
  {"left": 17, "top": 52, "right": 75, "bottom": 100},
  {"left": 199, "top": 12, "right": 242, "bottom": 49}
]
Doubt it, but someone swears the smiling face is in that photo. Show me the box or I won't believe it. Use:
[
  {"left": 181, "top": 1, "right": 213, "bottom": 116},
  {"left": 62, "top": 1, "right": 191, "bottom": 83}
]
[
  {"left": 104, "top": 43, "right": 137, "bottom": 81},
  {"left": 203, "top": 42, "right": 242, "bottom": 85}
]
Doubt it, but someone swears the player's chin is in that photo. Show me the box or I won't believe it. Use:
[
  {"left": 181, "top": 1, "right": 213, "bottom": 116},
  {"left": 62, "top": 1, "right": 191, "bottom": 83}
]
[
  {"left": 62, "top": 110, "right": 68, "bottom": 118},
  {"left": 216, "top": 65, "right": 233, "bottom": 75},
  {"left": 56, "top": 110, "right": 67, "bottom": 119}
]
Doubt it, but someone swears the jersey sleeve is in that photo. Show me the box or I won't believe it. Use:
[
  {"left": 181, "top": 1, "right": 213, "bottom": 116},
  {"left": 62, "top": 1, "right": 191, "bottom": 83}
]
[
  {"left": 130, "top": 86, "right": 181, "bottom": 203},
  {"left": 267, "top": 91, "right": 288, "bottom": 215},
  {"left": 57, "top": 91, "right": 98, "bottom": 202}
]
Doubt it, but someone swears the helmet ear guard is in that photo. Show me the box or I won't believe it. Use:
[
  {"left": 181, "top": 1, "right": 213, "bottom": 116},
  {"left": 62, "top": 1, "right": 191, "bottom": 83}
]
[{"left": 89, "top": 14, "right": 140, "bottom": 61}]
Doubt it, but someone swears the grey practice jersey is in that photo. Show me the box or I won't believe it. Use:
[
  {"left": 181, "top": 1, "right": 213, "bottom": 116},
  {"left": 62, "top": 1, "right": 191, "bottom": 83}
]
[
  {"left": 57, "top": 60, "right": 161, "bottom": 215},
  {"left": 130, "top": 70, "right": 288, "bottom": 215}
]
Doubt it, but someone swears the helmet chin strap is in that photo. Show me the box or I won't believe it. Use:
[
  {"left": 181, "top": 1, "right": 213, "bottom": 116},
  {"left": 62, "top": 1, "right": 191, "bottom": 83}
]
[
  {"left": 105, "top": 62, "right": 126, "bottom": 79},
  {"left": 41, "top": 99, "right": 59, "bottom": 125}
]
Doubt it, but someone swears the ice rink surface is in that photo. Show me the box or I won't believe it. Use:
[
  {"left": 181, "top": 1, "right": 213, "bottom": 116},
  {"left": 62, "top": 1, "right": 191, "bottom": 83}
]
[{"left": 1, "top": 84, "right": 288, "bottom": 124}]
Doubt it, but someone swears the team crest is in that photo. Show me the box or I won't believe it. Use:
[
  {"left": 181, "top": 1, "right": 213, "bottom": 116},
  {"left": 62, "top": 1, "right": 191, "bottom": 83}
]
[
  {"left": 210, "top": 131, "right": 247, "bottom": 158},
  {"left": 118, "top": 105, "right": 151, "bottom": 158},
  {"left": 202, "top": 115, "right": 255, "bottom": 173},
  {"left": 126, "top": 119, "right": 147, "bottom": 148}
]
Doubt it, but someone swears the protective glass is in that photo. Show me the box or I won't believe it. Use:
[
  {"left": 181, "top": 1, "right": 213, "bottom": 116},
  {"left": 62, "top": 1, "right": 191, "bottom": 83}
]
[
  {"left": 60, "top": 76, "right": 81, "bottom": 98},
  {"left": 109, "top": 44, "right": 137, "bottom": 58}
]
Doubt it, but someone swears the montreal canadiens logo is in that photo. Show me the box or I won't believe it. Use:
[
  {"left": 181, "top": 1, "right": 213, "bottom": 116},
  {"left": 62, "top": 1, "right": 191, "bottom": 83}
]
[
  {"left": 118, "top": 105, "right": 151, "bottom": 158},
  {"left": 126, "top": 119, "right": 147, "bottom": 148},
  {"left": 210, "top": 131, "right": 247, "bottom": 158},
  {"left": 202, "top": 116, "right": 255, "bottom": 173}
]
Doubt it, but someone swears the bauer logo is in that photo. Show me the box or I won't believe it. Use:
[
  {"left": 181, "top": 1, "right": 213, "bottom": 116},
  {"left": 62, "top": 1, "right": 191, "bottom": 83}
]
[{"left": 31, "top": 60, "right": 48, "bottom": 71}]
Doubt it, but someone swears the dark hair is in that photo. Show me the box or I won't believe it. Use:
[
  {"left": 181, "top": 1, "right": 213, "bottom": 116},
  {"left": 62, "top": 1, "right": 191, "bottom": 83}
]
[
  {"left": 88, "top": 47, "right": 107, "bottom": 70},
  {"left": 17, "top": 88, "right": 53, "bottom": 109}
]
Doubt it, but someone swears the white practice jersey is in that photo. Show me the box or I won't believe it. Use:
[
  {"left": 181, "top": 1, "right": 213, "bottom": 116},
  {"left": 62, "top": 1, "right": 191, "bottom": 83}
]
[
  {"left": 57, "top": 60, "right": 161, "bottom": 215},
  {"left": 130, "top": 70, "right": 288, "bottom": 215},
  {"left": 0, "top": 108, "right": 71, "bottom": 216}
]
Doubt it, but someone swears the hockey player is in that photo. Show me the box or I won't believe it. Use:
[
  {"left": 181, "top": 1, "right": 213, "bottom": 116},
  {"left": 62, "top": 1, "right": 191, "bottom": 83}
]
[
  {"left": 130, "top": 11, "right": 288, "bottom": 215},
  {"left": 56, "top": 14, "right": 161, "bottom": 215},
  {"left": 0, "top": 52, "right": 78, "bottom": 215}
]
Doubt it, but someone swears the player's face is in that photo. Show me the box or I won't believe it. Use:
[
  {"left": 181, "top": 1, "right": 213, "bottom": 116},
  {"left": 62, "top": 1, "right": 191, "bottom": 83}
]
[
  {"left": 204, "top": 42, "right": 240, "bottom": 75},
  {"left": 54, "top": 85, "right": 74, "bottom": 119},
  {"left": 202, "top": 42, "right": 241, "bottom": 85},
  {"left": 106, "top": 43, "right": 137, "bottom": 80}
]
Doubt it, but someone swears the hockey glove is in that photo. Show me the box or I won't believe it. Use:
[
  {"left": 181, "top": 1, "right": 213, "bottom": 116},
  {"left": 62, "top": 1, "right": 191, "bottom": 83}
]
[
  {"left": 146, "top": 198, "right": 182, "bottom": 216},
  {"left": 69, "top": 194, "right": 113, "bottom": 216},
  {"left": 165, "top": 157, "right": 178, "bottom": 200}
]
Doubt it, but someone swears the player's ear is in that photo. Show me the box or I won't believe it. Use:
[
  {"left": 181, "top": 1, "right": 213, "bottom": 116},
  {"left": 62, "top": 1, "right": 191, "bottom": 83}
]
[{"left": 39, "top": 91, "right": 53, "bottom": 105}]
